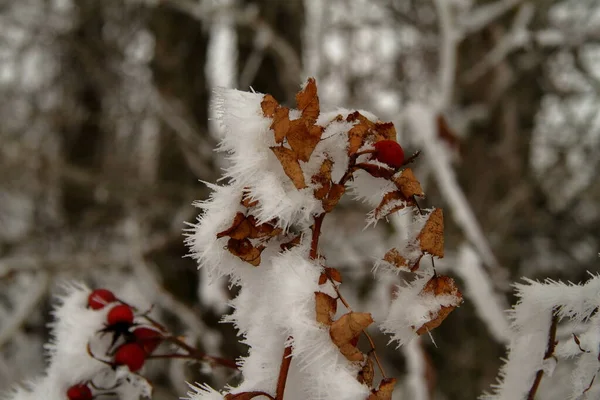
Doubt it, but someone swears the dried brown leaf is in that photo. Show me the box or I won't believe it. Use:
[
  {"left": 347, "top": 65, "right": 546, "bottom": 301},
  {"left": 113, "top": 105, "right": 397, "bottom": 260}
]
[
  {"left": 287, "top": 119, "right": 322, "bottom": 162},
  {"left": 418, "top": 208, "right": 444, "bottom": 258},
  {"left": 330, "top": 312, "right": 373, "bottom": 361},
  {"left": 325, "top": 267, "right": 342, "bottom": 283},
  {"left": 270, "top": 146, "right": 306, "bottom": 189},
  {"left": 296, "top": 77, "right": 320, "bottom": 123},
  {"left": 312, "top": 158, "right": 333, "bottom": 200},
  {"left": 260, "top": 94, "right": 278, "bottom": 117},
  {"left": 271, "top": 106, "right": 290, "bottom": 144},
  {"left": 227, "top": 238, "right": 264, "bottom": 267},
  {"left": 374, "top": 122, "right": 397, "bottom": 142},
  {"left": 393, "top": 168, "right": 424, "bottom": 198},
  {"left": 383, "top": 248, "right": 410, "bottom": 270},
  {"left": 315, "top": 292, "right": 338, "bottom": 326},
  {"left": 241, "top": 189, "right": 259, "bottom": 208},
  {"left": 373, "top": 191, "right": 409, "bottom": 220},
  {"left": 368, "top": 378, "right": 397, "bottom": 400},
  {"left": 246, "top": 215, "right": 282, "bottom": 239},
  {"left": 347, "top": 122, "right": 370, "bottom": 156},
  {"left": 358, "top": 358, "right": 375, "bottom": 387},
  {"left": 217, "top": 212, "right": 250, "bottom": 240},
  {"left": 415, "top": 275, "right": 462, "bottom": 335}
]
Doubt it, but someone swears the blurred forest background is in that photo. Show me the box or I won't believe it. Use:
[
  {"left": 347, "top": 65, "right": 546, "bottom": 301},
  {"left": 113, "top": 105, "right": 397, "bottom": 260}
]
[{"left": 1, "top": 0, "right": 599, "bottom": 399}]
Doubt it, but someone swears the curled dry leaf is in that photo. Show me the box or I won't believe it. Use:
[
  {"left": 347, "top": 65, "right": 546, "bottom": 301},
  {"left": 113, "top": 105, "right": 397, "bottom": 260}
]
[
  {"left": 418, "top": 208, "right": 444, "bottom": 258},
  {"left": 270, "top": 146, "right": 307, "bottom": 190},
  {"left": 260, "top": 94, "right": 278, "bottom": 117},
  {"left": 330, "top": 312, "right": 374, "bottom": 362},
  {"left": 241, "top": 189, "right": 259, "bottom": 208},
  {"left": 245, "top": 215, "right": 282, "bottom": 239},
  {"left": 226, "top": 238, "right": 264, "bottom": 267},
  {"left": 318, "top": 267, "right": 343, "bottom": 285},
  {"left": 368, "top": 378, "right": 397, "bottom": 400},
  {"left": 374, "top": 122, "right": 397, "bottom": 142},
  {"left": 358, "top": 358, "right": 375, "bottom": 387},
  {"left": 271, "top": 107, "right": 291, "bottom": 144},
  {"left": 217, "top": 212, "right": 250, "bottom": 240},
  {"left": 393, "top": 168, "right": 424, "bottom": 198},
  {"left": 372, "top": 191, "right": 409, "bottom": 221},
  {"left": 415, "top": 275, "right": 463, "bottom": 335},
  {"left": 296, "top": 77, "right": 320, "bottom": 123},
  {"left": 383, "top": 248, "right": 411, "bottom": 271},
  {"left": 312, "top": 158, "right": 333, "bottom": 200},
  {"left": 287, "top": 119, "right": 323, "bottom": 162},
  {"left": 347, "top": 123, "right": 370, "bottom": 156},
  {"left": 315, "top": 292, "right": 338, "bottom": 326}
]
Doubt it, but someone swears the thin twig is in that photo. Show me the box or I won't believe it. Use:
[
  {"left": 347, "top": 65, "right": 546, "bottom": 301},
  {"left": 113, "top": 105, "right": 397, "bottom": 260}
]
[
  {"left": 275, "top": 343, "right": 293, "bottom": 399},
  {"left": 159, "top": 335, "right": 239, "bottom": 370},
  {"left": 527, "top": 311, "right": 559, "bottom": 400}
]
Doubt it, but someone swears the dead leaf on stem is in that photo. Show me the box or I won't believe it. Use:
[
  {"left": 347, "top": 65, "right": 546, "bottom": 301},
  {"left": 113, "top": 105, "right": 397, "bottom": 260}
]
[
  {"left": 270, "top": 146, "right": 307, "bottom": 190},
  {"left": 296, "top": 77, "right": 320, "bottom": 123},
  {"left": 315, "top": 292, "right": 338, "bottom": 326},
  {"left": 415, "top": 275, "right": 462, "bottom": 335},
  {"left": 260, "top": 94, "right": 278, "bottom": 117},
  {"left": 226, "top": 238, "right": 264, "bottom": 267},
  {"left": 217, "top": 212, "right": 251, "bottom": 240},
  {"left": 368, "top": 378, "right": 397, "bottom": 400},
  {"left": 287, "top": 119, "right": 322, "bottom": 162},
  {"left": 393, "top": 168, "right": 424, "bottom": 198},
  {"left": 418, "top": 208, "right": 444, "bottom": 258},
  {"left": 330, "top": 312, "right": 373, "bottom": 362},
  {"left": 271, "top": 107, "right": 291, "bottom": 144},
  {"left": 312, "top": 158, "right": 333, "bottom": 200},
  {"left": 358, "top": 358, "right": 375, "bottom": 387},
  {"left": 383, "top": 248, "right": 411, "bottom": 271}
]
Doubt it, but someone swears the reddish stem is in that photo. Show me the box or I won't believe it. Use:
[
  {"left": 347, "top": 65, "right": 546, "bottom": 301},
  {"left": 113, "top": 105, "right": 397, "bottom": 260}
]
[
  {"left": 310, "top": 213, "right": 325, "bottom": 260},
  {"left": 162, "top": 336, "right": 239, "bottom": 370},
  {"left": 527, "top": 312, "right": 558, "bottom": 400},
  {"left": 276, "top": 343, "right": 293, "bottom": 400}
]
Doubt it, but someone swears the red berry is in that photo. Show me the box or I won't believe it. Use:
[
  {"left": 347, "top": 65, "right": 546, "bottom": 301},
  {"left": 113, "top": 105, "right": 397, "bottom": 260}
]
[
  {"left": 373, "top": 140, "right": 405, "bottom": 169},
  {"left": 133, "top": 327, "right": 163, "bottom": 354},
  {"left": 106, "top": 304, "right": 134, "bottom": 326},
  {"left": 66, "top": 384, "right": 92, "bottom": 400},
  {"left": 114, "top": 343, "right": 146, "bottom": 372},
  {"left": 88, "top": 289, "right": 116, "bottom": 310}
]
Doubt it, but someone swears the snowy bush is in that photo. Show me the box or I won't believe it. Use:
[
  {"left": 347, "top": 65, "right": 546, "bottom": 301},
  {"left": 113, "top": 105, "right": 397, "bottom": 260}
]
[{"left": 3, "top": 79, "right": 599, "bottom": 400}]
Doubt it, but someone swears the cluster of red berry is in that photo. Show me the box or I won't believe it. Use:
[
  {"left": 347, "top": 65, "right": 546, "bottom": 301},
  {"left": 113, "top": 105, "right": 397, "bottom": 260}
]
[{"left": 65, "top": 289, "right": 164, "bottom": 400}]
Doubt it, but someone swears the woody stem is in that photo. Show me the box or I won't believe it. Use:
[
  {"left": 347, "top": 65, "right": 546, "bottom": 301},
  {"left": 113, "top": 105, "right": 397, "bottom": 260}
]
[
  {"left": 155, "top": 336, "right": 238, "bottom": 370},
  {"left": 275, "top": 213, "right": 326, "bottom": 399}
]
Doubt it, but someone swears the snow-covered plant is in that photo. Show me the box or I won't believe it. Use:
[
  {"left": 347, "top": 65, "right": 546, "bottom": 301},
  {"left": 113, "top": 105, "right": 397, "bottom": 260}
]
[
  {"left": 185, "top": 78, "right": 462, "bottom": 399},
  {"left": 2, "top": 283, "right": 235, "bottom": 400},
  {"left": 482, "top": 273, "right": 600, "bottom": 400}
]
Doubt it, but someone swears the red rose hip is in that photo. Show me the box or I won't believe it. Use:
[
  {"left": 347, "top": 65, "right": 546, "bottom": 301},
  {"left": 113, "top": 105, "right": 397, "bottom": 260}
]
[
  {"left": 133, "top": 327, "right": 163, "bottom": 354},
  {"left": 373, "top": 140, "right": 405, "bottom": 169},
  {"left": 106, "top": 304, "right": 134, "bottom": 326},
  {"left": 66, "top": 384, "right": 93, "bottom": 400},
  {"left": 114, "top": 343, "right": 146, "bottom": 372},
  {"left": 88, "top": 289, "right": 116, "bottom": 310}
]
